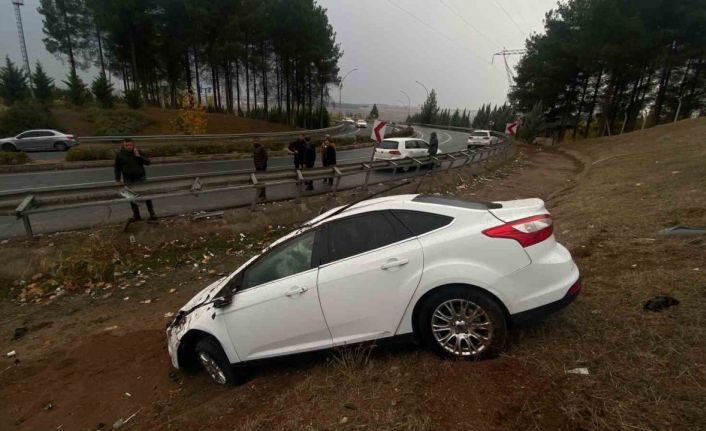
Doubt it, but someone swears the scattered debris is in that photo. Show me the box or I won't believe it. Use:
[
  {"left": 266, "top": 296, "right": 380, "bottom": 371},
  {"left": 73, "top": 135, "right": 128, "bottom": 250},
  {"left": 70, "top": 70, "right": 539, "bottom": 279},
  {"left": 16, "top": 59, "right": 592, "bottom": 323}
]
[
  {"left": 164, "top": 312, "right": 174, "bottom": 318},
  {"left": 659, "top": 226, "right": 706, "bottom": 236},
  {"left": 6, "top": 350, "right": 16, "bottom": 358},
  {"left": 125, "top": 392, "right": 131, "bottom": 397},
  {"left": 339, "top": 417, "right": 349, "bottom": 425},
  {"left": 12, "top": 327, "right": 27, "bottom": 340},
  {"left": 103, "top": 326, "right": 118, "bottom": 332},
  {"left": 644, "top": 295, "right": 680, "bottom": 312},
  {"left": 192, "top": 210, "right": 224, "bottom": 221},
  {"left": 566, "top": 367, "right": 590, "bottom": 375},
  {"left": 43, "top": 402, "right": 54, "bottom": 411}
]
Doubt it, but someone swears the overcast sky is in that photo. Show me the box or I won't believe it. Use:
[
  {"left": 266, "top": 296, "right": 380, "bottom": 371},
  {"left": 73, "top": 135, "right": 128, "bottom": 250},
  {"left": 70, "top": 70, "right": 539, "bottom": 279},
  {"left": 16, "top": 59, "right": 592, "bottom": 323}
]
[{"left": 0, "top": 0, "right": 556, "bottom": 111}]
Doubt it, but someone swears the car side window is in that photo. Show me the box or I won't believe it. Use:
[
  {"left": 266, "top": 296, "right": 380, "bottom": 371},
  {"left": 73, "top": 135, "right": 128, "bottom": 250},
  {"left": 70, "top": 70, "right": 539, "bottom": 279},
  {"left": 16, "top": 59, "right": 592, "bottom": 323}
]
[
  {"left": 17, "top": 132, "right": 34, "bottom": 139},
  {"left": 417, "top": 140, "right": 430, "bottom": 149},
  {"left": 405, "top": 140, "right": 418, "bottom": 149},
  {"left": 322, "top": 212, "right": 411, "bottom": 264},
  {"left": 391, "top": 210, "right": 454, "bottom": 236},
  {"left": 240, "top": 230, "right": 317, "bottom": 289}
]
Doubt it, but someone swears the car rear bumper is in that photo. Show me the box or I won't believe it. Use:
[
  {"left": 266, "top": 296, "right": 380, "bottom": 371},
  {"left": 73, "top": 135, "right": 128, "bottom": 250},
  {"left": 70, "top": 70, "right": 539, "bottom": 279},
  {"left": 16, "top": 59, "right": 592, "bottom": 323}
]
[{"left": 510, "top": 279, "right": 580, "bottom": 325}]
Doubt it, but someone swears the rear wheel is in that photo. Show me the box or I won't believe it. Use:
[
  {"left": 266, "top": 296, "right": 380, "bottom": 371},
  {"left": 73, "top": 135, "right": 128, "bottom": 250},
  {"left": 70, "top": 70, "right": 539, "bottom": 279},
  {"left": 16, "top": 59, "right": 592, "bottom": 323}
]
[
  {"left": 418, "top": 286, "right": 507, "bottom": 359},
  {"left": 194, "top": 337, "right": 239, "bottom": 385},
  {"left": 2, "top": 143, "right": 17, "bottom": 152},
  {"left": 54, "top": 142, "right": 68, "bottom": 151}
]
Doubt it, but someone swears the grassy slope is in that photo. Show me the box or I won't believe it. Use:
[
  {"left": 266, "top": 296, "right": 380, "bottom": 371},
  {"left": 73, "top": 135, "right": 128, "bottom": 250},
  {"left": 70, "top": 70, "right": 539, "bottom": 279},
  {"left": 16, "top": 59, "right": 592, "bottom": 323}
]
[{"left": 52, "top": 106, "right": 297, "bottom": 136}]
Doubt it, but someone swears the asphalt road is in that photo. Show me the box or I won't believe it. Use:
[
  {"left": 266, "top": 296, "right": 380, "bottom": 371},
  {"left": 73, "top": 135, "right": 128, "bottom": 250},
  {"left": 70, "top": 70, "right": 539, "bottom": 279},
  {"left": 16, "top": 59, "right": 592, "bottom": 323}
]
[{"left": 0, "top": 125, "right": 473, "bottom": 238}]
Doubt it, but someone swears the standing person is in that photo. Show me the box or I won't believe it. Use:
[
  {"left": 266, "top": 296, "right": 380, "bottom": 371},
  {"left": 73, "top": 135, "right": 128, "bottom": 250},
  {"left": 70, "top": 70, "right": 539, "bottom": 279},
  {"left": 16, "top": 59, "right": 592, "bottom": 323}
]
[
  {"left": 321, "top": 136, "right": 337, "bottom": 185},
  {"left": 303, "top": 135, "right": 316, "bottom": 190},
  {"left": 114, "top": 138, "right": 157, "bottom": 223},
  {"left": 252, "top": 137, "right": 268, "bottom": 200},
  {"left": 288, "top": 134, "right": 306, "bottom": 169},
  {"left": 429, "top": 132, "right": 439, "bottom": 156}
]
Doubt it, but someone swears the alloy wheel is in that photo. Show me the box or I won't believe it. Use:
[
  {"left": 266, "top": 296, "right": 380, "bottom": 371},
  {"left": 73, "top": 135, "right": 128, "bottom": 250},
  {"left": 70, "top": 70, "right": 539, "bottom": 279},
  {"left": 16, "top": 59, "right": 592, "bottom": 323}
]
[
  {"left": 198, "top": 351, "right": 227, "bottom": 385},
  {"left": 431, "top": 299, "right": 493, "bottom": 357}
]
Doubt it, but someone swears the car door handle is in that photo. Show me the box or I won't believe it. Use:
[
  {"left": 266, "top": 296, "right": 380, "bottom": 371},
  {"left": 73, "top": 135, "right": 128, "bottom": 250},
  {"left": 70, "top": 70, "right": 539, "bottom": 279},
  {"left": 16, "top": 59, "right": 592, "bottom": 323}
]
[
  {"left": 285, "top": 286, "right": 310, "bottom": 297},
  {"left": 381, "top": 258, "right": 409, "bottom": 270}
]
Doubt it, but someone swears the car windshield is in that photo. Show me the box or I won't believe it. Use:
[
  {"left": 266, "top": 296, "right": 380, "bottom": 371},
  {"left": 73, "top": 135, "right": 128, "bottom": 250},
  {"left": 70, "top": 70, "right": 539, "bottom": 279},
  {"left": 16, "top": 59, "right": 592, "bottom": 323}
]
[{"left": 377, "top": 140, "right": 399, "bottom": 149}]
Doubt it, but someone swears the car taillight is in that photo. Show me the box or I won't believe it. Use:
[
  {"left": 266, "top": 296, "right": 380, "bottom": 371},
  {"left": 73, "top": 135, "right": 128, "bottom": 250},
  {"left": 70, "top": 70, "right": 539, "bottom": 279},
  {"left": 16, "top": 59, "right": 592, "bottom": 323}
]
[
  {"left": 389, "top": 150, "right": 401, "bottom": 155},
  {"left": 66, "top": 135, "right": 75, "bottom": 140},
  {"left": 568, "top": 279, "right": 581, "bottom": 295},
  {"left": 482, "top": 214, "right": 553, "bottom": 247}
]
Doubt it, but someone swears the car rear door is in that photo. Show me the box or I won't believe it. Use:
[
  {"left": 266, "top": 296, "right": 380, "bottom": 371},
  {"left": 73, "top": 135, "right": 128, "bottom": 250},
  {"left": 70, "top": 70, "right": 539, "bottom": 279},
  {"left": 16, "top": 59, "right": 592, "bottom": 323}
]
[
  {"left": 220, "top": 229, "right": 332, "bottom": 361},
  {"left": 316, "top": 211, "right": 424, "bottom": 345}
]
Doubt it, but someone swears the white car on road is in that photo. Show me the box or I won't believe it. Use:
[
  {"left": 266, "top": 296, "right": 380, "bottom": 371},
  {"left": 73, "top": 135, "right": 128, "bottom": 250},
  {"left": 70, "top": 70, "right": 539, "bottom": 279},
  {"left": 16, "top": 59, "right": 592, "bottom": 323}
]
[
  {"left": 356, "top": 119, "right": 367, "bottom": 128},
  {"left": 467, "top": 130, "right": 502, "bottom": 149},
  {"left": 374, "top": 138, "right": 441, "bottom": 162},
  {"left": 167, "top": 194, "right": 580, "bottom": 385}
]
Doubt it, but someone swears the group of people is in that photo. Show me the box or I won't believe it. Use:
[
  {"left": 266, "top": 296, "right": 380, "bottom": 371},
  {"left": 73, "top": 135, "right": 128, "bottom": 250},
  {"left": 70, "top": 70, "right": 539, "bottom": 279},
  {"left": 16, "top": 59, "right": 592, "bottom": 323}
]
[
  {"left": 114, "top": 132, "right": 340, "bottom": 222},
  {"left": 286, "top": 134, "right": 337, "bottom": 189}
]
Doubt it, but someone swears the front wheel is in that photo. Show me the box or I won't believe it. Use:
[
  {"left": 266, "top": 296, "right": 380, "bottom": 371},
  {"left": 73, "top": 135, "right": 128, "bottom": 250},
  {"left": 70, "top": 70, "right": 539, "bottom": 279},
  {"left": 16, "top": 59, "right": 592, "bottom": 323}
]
[
  {"left": 418, "top": 287, "right": 507, "bottom": 359},
  {"left": 2, "top": 143, "right": 17, "bottom": 152},
  {"left": 194, "top": 337, "right": 239, "bottom": 385}
]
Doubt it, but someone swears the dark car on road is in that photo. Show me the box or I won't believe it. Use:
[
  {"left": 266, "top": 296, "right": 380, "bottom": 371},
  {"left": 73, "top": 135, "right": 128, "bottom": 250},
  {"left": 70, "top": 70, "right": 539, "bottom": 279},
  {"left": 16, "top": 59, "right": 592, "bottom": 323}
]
[{"left": 0, "top": 129, "right": 78, "bottom": 152}]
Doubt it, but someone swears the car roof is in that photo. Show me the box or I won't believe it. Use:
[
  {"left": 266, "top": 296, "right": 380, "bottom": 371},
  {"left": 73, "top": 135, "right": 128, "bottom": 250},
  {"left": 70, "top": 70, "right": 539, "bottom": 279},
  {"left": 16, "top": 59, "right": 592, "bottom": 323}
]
[
  {"left": 472, "top": 130, "right": 491, "bottom": 133},
  {"left": 21, "top": 129, "right": 60, "bottom": 133},
  {"left": 382, "top": 137, "right": 422, "bottom": 143}
]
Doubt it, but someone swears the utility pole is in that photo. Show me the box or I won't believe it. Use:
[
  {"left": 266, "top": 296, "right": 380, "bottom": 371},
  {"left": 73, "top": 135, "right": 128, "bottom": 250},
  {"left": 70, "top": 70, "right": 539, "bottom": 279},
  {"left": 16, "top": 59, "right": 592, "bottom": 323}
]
[
  {"left": 415, "top": 80, "right": 429, "bottom": 99},
  {"left": 492, "top": 48, "right": 526, "bottom": 88},
  {"left": 11, "top": 0, "right": 33, "bottom": 95}
]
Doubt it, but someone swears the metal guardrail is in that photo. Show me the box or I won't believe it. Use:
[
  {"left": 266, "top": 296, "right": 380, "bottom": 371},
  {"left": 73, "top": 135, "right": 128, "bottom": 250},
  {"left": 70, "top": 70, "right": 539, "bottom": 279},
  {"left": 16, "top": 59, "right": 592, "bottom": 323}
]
[
  {"left": 75, "top": 124, "right": 345, "bottom": 143},
  {"left": 10, "top": 142, "right": 515, "bottom": 237}
]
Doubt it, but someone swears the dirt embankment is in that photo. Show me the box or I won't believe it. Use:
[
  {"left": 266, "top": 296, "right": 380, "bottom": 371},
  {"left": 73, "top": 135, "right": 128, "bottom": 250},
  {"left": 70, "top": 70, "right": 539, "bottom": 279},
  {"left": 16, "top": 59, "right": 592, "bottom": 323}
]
[{"left": 0, "top": 118, "right": 705, "bottom": 430}]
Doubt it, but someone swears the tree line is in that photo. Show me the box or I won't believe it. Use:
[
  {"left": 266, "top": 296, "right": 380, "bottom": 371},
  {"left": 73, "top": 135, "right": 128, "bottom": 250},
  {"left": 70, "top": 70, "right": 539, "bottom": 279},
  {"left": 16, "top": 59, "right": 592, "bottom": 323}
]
[
  {"left": 406, "top": 89, "right": 474, "bottom": 128},
  {"left": 510, "top": 0, "right": 706, "bottom": 139},
  {"left": 36, "top": 0, "right": 342, "bottom": 128}
]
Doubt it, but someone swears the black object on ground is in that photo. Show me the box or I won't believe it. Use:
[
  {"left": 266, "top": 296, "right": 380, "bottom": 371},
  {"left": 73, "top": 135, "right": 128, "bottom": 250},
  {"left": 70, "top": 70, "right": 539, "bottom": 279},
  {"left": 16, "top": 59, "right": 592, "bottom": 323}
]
[
  {"left": 12, "top": 327, "right": 27, "bottom": 340},
  {"left": 644, "top": 295, "right": 680, "bottom": 312}
]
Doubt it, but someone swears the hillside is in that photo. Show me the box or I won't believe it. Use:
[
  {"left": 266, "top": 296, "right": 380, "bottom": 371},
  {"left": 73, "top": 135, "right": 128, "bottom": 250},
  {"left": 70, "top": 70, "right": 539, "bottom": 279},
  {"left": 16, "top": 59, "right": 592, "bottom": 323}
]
[{"left": 52, "top": 106, "right": 299, "bottom": 137}]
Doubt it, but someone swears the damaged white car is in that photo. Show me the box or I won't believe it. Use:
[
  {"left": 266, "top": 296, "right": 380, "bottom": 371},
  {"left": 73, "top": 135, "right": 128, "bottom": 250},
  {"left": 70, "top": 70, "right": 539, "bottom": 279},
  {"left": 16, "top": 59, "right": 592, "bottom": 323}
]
[{"left": 167, "top": 194, "right": 580, "bottom": 385}]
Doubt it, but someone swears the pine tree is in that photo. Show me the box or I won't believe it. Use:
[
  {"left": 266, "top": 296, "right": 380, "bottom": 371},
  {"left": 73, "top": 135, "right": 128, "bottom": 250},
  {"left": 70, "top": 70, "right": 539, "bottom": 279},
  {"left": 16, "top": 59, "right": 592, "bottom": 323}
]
[
  {"left": 369, "top": 104, "right": 379, "bottom": 119},
  {"left": 0, "top": 57, "right": 30, "bottom": 106},
  {"left": 91, "top": 73, "right": 114, "bottom": 108},
  {"left": 64, "top": 69, "right": 88, "bottom": 106},
  {"left": 32, "top": 62, "right": 55, "bottom": 104}
]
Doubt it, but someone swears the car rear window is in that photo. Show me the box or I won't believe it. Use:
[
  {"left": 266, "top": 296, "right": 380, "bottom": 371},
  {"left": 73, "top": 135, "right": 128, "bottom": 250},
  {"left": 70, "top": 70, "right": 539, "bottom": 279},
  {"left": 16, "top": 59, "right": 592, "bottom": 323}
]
[
  {"left": 471, "top": 131, "right": 488, "bottom": 137},
  {"left": 412, "top": 195, "right": 502, "bottom": 209},
  {"left": 377, "top": 140, "right": 399, "bottom": 149},
  {"left": 392, "top": 210, "right": 453, "bottom": 236}
]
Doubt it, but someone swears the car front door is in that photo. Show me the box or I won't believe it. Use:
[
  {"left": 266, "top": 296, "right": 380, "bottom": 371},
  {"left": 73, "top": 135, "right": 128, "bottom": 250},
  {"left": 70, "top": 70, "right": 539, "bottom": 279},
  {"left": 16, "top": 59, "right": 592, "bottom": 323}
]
[
  {"left": 317, "top": 212, "right": 424, "bottom": 345},
  {"left": 220, "top": 229, "right": 332, "bottom": 361},
  {"left": 14, "top": 132, "right": 38, "bottom": 151}
]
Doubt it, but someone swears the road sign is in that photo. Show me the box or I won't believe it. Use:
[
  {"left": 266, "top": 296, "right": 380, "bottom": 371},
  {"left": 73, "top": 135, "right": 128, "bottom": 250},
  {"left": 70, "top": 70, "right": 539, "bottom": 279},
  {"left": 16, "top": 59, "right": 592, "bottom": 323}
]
[
  {"left": 371, "top": 120, "right": 387, "bottom": 143},
  {"left": 505, "top": 121, "right": 519, "bottom": 135}
]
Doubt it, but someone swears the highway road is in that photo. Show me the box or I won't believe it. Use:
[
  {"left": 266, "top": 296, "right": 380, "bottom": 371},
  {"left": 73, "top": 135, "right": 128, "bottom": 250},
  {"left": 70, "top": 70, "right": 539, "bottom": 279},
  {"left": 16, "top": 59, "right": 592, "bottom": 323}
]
[{"left": 0, "top": 124, "right": 474, "bottom": 238}]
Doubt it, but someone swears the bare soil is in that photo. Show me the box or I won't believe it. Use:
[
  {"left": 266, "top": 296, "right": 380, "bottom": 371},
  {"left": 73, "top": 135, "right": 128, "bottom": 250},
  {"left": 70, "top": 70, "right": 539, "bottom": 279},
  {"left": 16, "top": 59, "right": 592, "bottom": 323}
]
[{"left": 1, "top": 118, "right": 705, "bottom": 430}]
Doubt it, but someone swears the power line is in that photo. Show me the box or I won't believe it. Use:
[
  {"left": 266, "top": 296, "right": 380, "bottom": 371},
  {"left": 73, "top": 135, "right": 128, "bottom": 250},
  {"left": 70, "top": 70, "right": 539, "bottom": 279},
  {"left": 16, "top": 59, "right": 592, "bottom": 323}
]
[
  {"left": 438, "top": 0, "right": 502, "bottom": 50},
  {"left": 491, "top": 0, "right": 528, "bottom": 39},
  {"left": 386, "top": 0, "right": 492, "bottom": 69}
]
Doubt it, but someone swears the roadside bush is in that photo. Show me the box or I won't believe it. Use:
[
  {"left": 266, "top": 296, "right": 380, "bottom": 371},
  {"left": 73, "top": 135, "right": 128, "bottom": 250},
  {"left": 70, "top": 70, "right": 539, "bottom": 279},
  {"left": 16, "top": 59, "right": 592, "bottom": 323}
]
[
  {"left": 124, "top": 89, "right": 142, "bottom": 109},
  {"left": 0, "top": 151, "right": 30, "bottom": 165},
  {"left": 85, "top": 109, "right": 152, "bottom": 136},
  {"left": 65, "top": 146, "right": 116, "bottom": 162},
  {"left": 0, "top": 102, "right": 55, "bottom": 136}
]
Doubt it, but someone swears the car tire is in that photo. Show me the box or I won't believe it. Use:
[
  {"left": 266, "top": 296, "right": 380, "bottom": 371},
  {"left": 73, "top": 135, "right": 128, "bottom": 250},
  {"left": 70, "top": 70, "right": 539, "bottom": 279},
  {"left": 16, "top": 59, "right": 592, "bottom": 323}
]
[
  {"left": 2, "top": 143, "right": 17, "bottom": 152},
  {"left": 194, "top": 337, "right": 239, "bottom": 385},
  {"left": 417, "top": 286, "right": 507, "bottom": 360},
  {"left": 54, "top": 142, "right": 68, "bottom": 151}
]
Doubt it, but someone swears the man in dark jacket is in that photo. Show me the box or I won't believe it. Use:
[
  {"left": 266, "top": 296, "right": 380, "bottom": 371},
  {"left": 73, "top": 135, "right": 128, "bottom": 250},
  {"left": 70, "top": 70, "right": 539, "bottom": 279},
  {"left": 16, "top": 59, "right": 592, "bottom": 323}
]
[
  {"left": 321, "top": 137, "right": 337, "bottom": 185},
  {"left": 114, "top": 138, "right": 157, "bottom": 222},
  {"left": 303, "top": 135, "right": 316, "bottom": 190},
  {"left": 252, "top": 138, "right": 268, "bottom": 199},
  {"left": 288, "top": 134, "right": 306, "bottom": 169},
  {"left": 429, "top": 132, "right": 439, "bottom": 156}
]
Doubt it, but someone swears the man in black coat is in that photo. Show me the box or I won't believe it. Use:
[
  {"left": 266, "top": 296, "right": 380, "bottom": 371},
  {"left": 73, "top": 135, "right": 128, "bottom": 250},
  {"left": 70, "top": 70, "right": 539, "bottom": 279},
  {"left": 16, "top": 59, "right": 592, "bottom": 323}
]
[
  {"left": 288, "top": 134, "right": 306, "bottom": 169},
  {"left": 429, "top": 132, "right": 439, "bottom": 156},
  {"left": 114, "top": 138, "right": 157, "bottom": 222},
  {"left": 303, "top": 135, "right": 316, "bottom": 190},
  {"left": 252, "top": 137, "right": 268, "bottom": 199}
]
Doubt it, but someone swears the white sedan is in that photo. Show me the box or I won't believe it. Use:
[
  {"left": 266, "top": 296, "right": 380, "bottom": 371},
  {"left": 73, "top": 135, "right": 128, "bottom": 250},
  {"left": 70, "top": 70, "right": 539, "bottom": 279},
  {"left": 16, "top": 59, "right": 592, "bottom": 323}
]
[
  {"left": 167, "top": 194, "right": 580, "bottom": 385},
  {"left": 467, "top": 130, "right": 502, "bottom": 148},
  {"left": 356, "top": 119, "right": 367, "bottom": 128},
  {"left": 374, "top": 138, "right": 442, "bottom": 162}
]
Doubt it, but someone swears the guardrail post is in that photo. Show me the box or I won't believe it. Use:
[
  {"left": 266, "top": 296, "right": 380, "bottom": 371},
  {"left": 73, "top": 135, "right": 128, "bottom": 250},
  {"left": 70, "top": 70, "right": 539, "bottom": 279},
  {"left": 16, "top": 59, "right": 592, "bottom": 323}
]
[
  {"left": 250, "top": 173, "right": 261, "bottom": 211},
  {"left": 15, "top": 195, "right": 36, "bottom": 238},
  {"left": 445, "top": 154, "right": 457, "bottom": 171},
  {"left": 332, "top": 167, "right": 343, "bottom": 195},
  {"left": 295, "top": 169, "right": 304, "bottom": 203}
]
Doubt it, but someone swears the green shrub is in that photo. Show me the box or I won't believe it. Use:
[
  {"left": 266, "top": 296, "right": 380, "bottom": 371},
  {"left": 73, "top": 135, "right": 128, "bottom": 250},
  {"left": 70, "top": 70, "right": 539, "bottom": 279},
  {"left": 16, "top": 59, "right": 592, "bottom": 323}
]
[
  {"left": 124, "top": 89, "right": 142, "bottom": 109},
  {"left": 0, "top": 102, "right": 55, "bottom": 136},
  {"left": 65, "top": 146, "right": 116, "bottom": 162},
  {"left": 85, "top": 109, "right": 152, "bottom": 136},
  {"left": 0, "top": 151, "right": 30, "bottom": 165},
  {"left": 91, "top": 73, "right": 114, "bottom": 109}
]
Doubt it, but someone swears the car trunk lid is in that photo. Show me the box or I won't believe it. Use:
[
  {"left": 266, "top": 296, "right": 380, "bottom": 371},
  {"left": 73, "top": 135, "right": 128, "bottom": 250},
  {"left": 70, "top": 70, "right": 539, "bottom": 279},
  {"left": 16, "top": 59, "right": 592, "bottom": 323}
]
[{"left": 488, "top": 198, "right": 548, "bottom": 222}]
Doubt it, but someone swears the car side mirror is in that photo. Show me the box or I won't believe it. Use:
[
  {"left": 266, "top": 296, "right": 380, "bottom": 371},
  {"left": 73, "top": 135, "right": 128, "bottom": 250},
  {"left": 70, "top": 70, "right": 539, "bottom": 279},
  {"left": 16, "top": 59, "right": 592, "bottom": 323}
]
[{"left": 212, "top": 296, "right": 232, "bottom": 309}]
